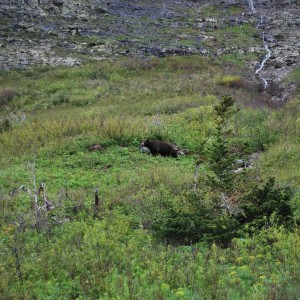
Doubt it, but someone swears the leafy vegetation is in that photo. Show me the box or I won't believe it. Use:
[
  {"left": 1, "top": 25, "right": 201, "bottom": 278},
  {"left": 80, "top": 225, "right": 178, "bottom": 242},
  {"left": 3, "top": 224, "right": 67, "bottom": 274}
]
[
  {"left": 0, "top": 56, "right": 299, "bottom": 299},
  {"left": 287, "top": 67, "right": 300, "bottom": 83}
]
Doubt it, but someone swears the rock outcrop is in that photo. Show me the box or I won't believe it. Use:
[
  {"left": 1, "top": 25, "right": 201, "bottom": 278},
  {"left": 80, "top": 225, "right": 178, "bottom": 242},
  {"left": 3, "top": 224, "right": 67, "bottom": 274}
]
[
  {"left": 249, "top": 0, "right": 299, "bottom": 81},
  {"left": 0, "top": 0, "right": 299, "bottom": 101}
]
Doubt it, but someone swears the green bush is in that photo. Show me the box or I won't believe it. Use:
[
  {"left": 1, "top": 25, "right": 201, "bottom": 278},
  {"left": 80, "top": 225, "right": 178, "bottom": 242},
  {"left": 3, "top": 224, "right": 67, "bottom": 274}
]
[
  {"left": 0, "top": 88, "right": 17, "bottom": 105},
  {"left": 240, "top": 178, "right": 293, "bottom": 230},
  {"left": 153, "top": 97, "right": 295, "bottom": 245},
  {"left": 217, "top": 75, "right": 242, "bottom": 88},
  {"left": 152, "top": 191, "right": 241, "bottom": 245},
  {"left": 0, "top": 118, "right": 11, "bottom": 133}
]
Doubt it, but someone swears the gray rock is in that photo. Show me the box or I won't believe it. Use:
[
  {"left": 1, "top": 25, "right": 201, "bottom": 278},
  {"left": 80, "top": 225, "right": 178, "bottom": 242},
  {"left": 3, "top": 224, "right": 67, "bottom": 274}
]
[
  {"left": 221, "top": 0, "right": 239, "bottom": 5},
  {"left": 140, "top": 147, "right": 151, "bottom": 154},
  {"left": 264, "top": 34, "right": 276, "bottom": 43},
  {"left": 52, "top": 0, "right": 63, "bottom": 7}
]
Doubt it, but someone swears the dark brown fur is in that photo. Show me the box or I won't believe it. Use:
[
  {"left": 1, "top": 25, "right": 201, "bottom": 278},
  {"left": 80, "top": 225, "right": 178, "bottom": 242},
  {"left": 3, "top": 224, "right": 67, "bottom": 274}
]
[{"left": 142, "top": 139, "right": 178, "bottom": 158}]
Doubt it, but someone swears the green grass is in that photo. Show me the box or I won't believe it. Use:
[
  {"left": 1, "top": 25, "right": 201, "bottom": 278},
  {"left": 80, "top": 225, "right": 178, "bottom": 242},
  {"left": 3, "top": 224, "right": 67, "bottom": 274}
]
[
  {"left": 287, "top": 67, "right": 300, "bottom": 83},
  {"left": 205, "top": 24, "right": 260, "bottom": 52},
  {"left": 0, "top": 56, "right": 300, "bottom": 299},
  {"left": 0, "top": 55, "right": 299, "bottom": 204},
  {"left": 200, "top": 4, "right": 243, "bottom": 18}
]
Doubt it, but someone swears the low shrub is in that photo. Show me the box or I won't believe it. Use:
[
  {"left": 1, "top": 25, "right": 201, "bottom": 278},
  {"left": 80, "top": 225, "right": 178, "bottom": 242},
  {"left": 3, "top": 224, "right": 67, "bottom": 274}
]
[
  {"left": 239, "top": 178, "right": 293, "bottom": 229},
  {"left": 50, "top": 93, "right": 70, "bottom": 106},
  {"left": 153, "top": 97, "right": 295, "bottom": 245},
  {"left": 0, "top": 88, "right": 17, "bottom": 105},
  {"left": 217, "top": 75, "right": 244, "bottom": 88},
  {"left": 0, "top": 118, "right": 11, "bottom": 133}
]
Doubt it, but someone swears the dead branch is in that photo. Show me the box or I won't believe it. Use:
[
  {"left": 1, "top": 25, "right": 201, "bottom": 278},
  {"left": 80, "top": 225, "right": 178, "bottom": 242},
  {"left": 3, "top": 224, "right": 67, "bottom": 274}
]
[
  {"left": 10, "top": 185, "right": 27, "bottom": 197},
  {"left": 219, "top": 192, "right": 243, "bottom": 216},
  {"left": 39, "top": 182, "right": 54, "bottom": 211},
  {"left": 94, "top": 187, "right": 100, "bottom": 206},
  {"left": 193, "top": 165, "right": 200, "bottom": 190}
]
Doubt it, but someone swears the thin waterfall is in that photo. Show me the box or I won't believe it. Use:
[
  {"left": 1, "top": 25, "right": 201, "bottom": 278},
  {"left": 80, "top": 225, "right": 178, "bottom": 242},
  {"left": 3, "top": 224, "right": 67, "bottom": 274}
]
[
  {"left": 247, "top": 0, "right": 272, "bottom": 90},
  {"left": 255, "top": 33, "right": 272, "bottom": 89},
  {"left": 247, "top": 0, "right": 256, "bottom": 13}
]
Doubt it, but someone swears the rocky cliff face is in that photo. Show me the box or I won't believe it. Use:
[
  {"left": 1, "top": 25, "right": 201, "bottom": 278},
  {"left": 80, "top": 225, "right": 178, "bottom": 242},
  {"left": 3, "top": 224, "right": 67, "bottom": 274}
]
[
  {"left": 249, "top": 3, "right": 298, "bottom": 75},
  {"left": 243, "top": 0, "right": 299, "bottom": 101},
  {"left": 0, "top": 0, "right": 299, "bottom": 100}
]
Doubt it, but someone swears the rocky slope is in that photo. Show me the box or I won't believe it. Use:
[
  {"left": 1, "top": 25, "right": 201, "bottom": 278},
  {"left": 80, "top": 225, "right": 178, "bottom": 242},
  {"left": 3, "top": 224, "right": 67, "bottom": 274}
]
[{"left": 0, "top": 0, "right": 299, "bottom": 100}]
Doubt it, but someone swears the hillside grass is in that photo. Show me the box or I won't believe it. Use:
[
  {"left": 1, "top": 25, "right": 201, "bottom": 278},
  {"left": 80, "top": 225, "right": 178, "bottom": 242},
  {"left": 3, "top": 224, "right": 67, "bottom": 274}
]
[{"left": 0, "top": 56, "right": 300, "bottom": 299}]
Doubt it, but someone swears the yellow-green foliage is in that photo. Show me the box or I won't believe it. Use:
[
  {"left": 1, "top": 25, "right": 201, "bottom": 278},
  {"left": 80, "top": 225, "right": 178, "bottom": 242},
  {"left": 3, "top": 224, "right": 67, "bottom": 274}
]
[
  {"left": 217, "top": 75, "right": 242, "bottom": 87},
  {"left": 0, "top": 214, "right": 299, "bottom": 299},
  {"left": 0, "top": 56, "right": 299, "bottom": 299}
]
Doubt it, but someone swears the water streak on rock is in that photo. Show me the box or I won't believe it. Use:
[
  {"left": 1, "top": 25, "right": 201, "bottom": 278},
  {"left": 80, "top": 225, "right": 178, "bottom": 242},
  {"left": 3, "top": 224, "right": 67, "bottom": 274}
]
[
  {"left": 247, "top": 0, "right": 256, "bottom": 13},
  {"left": 255, "top": 33, "right": 272, "bottom": 89},
  {"left": 247, "top": 0, "right": 272, "bottom": 90}
]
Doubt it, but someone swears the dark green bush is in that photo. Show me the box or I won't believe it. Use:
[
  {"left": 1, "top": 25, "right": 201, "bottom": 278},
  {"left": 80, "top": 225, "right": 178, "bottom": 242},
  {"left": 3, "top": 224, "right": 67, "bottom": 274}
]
[
  {"left": 153, "top": 97, "right": 294, "bottom": 246},
  {"left": 0, "top": 118, "right": 11, "bottom": 133},
  {"left": 153, "top": 178, "right": 294, "bottom": 245},
  {"left": 152, "top": 191, "right": 241, "bottom": 246},
  {"left": 0, "top": 88, "right": 17, "bottom": 106},
  {"left": 239, "top": 178, "right": 293, "bottom": 230}
]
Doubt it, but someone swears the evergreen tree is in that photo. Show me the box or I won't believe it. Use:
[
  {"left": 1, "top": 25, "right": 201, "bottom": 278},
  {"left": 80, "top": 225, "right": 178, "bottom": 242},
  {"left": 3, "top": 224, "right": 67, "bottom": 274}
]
[{"left": 207, "top": 96, "right": 236, "bottom": 193}]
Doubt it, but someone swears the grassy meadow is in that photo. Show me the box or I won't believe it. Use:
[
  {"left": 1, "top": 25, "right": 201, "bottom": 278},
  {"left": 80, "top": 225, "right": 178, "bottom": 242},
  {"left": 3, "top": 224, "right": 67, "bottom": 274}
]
[{"left": 0, "top": 56, "right": 300, "bottom": 299}]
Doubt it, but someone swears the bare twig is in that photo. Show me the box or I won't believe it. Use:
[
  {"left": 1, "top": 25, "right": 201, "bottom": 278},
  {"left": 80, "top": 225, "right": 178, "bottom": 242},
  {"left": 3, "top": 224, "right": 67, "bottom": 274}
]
[
  {"left": 94, "top": 187, "right": 100, "bottom": 206},
  {"left": 39, "top": 182, "right": 54, "bottom": 211},
  {"left": 10, "top": 182, "right": 53, "bottom": 211},
  {"left": 11, "top": 224, "right": 24, "bottom": 281},
  {"left": 11, "top": 244, "right": 23, "bottom": 281},
  {"left": 10, "top": 185, "right": 25, "bottom": 197},
  {"left": 193, "top": 165, "right": 200, "bottom": 190},
  {"left": 219, "top": 192, "right": 242, "bottom": 216},
  {"left": 10, "top": 159, "right": 55, "bottom": 230}
]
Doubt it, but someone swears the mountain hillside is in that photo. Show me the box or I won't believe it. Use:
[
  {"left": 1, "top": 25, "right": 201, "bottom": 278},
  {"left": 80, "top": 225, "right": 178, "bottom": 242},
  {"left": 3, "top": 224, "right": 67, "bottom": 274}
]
[
  {"left": 1, "top": 0, "right": 299, "bottom": 101},
  {"left": 0, "top": 1, "right": 300, "bottom": 299}
]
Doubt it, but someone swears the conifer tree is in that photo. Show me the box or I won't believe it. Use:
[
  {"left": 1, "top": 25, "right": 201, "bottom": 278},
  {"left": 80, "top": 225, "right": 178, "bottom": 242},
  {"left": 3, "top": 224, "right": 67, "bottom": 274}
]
[{"left": 208, "top": 96, "right": 236, "bottom": 193}]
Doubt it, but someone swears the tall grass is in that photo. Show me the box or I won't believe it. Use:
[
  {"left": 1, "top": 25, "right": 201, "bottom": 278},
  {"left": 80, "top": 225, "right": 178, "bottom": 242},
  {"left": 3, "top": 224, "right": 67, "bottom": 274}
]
[{"left": 0, "top": 56, "right": 299, "bottom": 299}]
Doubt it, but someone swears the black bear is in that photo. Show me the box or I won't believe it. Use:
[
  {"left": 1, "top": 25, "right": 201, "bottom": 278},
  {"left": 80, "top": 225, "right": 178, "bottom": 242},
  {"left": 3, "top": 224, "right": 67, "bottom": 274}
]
[{"left": 141, "top": 139, "right": 178, "bottom": 158}]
